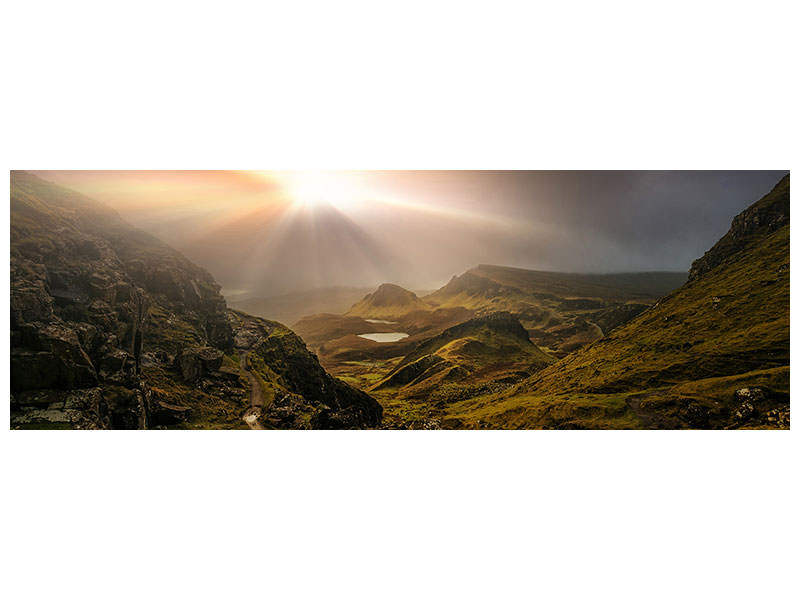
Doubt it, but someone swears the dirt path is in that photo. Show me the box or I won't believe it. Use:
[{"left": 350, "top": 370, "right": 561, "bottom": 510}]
[{"left": 240, "top": 352, "right": 265, "bottom": 430}]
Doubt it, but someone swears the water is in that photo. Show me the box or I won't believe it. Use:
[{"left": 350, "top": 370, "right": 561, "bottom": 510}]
[
  {"left": 358, "top": 333, "right": 409, "bottom": 343},
  {"left": 364, "top": 319, "right": 399, "bottom": 324}
]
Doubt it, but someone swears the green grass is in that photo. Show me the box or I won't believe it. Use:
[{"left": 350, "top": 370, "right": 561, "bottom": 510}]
[
  {"left": 513, "top": 226, "right": 788, "bottom": 397},
  {"left": 446, "top": 391, "right": 643, "bottom": 429},
  {"left": 475, "top": 179, "right": 790, "bottom": 429}
]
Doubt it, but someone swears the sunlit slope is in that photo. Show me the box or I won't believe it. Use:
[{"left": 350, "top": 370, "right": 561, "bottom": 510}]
[
  {"left": 373, "top": 312, "right": 554, "bottom": 396},
  {"left": 454, "top": 175, "right": 789, "bottom": 429}
]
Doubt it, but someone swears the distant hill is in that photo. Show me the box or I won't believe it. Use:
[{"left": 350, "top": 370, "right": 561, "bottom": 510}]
[
  {"left": 373, "top": 312, "right": 554, "bottom": 398},
  {"left": 346, "top": 283, "right": 431, "bottom": 318},
  {"left": 424, "top": 265, "right": 686, "bottom": 356},
  {"left": 447, "top": 175, "right": 789, "bottom": 429},
  {"left": 228, "top": 286, "right": 375, "bottom": 327},
  {"left": 295, "top": 266, "right": 686, "bottom": 369},
  {"left": 426, "top": 265, "right": 685, "bottom": 309}
]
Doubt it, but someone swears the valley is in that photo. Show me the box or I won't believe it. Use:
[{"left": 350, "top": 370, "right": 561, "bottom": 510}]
[
  {"left": 285, "top": 265, "right": 690, "bottom": 428},
  {"left": 9, "top": 171, "right": 790, "bottom": 430}
]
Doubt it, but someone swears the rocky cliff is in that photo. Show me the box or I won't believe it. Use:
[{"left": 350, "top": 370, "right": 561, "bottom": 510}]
[
  {"left": 10, "top": 172, "right": 382, "bottom": 429},
  {"left": 689, "top": 175, "right": 789, "bottom": 281}
]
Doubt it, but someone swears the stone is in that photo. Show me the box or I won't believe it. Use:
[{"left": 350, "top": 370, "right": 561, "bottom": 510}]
[
  {"left": 177, "top": 346, "right": 225, "bottom": 381},
  {"left": 733, "top": 387, "right": 768, "bottom": 404}
]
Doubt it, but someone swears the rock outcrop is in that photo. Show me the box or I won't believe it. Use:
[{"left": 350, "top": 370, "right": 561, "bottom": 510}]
[
  {"left": 10, "top": 172, "right": 235, "bottom": 428},
  {"left": 231, "top": 310, "right": 383, "bottom": 429},
  {"left": 689, "top": 175, "right": 789, "bottom": 281},
  {"left": 176, "top": 347, "right": 225, "bottom": 382}
]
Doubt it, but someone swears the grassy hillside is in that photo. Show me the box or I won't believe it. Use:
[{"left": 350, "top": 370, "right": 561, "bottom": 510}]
[
  {"left": 445, "top": 175, "right": 790, "bottom": 429},
  {"left": 374, "top": 312, "right": 553, "bottom": 395}
]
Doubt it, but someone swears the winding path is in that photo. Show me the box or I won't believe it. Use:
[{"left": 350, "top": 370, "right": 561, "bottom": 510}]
[{"left": 240, "top": 352, "right": 265, "bottom": 430}]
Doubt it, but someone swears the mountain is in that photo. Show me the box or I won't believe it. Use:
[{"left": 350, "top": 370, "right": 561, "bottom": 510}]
[
  {"left": 373, "top": 312, "right": 554, "bottom": 393},
  {"left": 424, "top": 265, "right": 686, "bottom": 356},
  {"left": 346, "top": 283, "right": 431, "bottom": 318},
  {"left": 290, "top": 263, "right": 687, "bottom": 426},
  {"left": 447, "top": 265, "right": 686, "bottom": 301},
  {"left": 294, "top": 266, "right": 685, "bottom": 371},
  {"left": 446, "top": 175, "right": 790, "bottom": 429},
  {"left": 10, "top": 172, "right": 382, "bottom": 429},
  {"left": 291, "top": 282, "right": 469, "bottom": 367},
  {"left": 228, "top": 286, "right": 376, "bottom": 328}
]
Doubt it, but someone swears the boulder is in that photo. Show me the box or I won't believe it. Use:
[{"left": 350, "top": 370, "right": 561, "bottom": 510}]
[
  {"left": 733, "top": 387, "right": 768, "bottom": 403},
  {"left": 731, "top": 387, "right": 768, "bottom": 424},
  {"left": 177, "top": 346, "right": 225, "bottom": 381},
  {"left": 150, "top": 400, "right": 192, "bottom": 426}
]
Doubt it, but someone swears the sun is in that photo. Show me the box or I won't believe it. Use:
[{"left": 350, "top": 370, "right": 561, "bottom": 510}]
[{"left": 278, "top": 171, "right": 366, "bottom": 210}]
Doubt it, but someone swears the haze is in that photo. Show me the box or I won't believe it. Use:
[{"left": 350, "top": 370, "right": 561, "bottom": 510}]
[{"left": 32, "top": 170, "right": 787, "bottom": 298}]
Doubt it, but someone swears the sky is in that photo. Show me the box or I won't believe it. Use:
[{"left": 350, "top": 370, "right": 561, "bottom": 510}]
[{"left": 33, "top": 170, "right": 787, "bottom": 298}]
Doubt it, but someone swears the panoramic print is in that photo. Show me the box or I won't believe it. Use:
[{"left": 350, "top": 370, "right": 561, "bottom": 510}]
[{"left": 9, "top": 170, "right": 789, "bottom": 429}]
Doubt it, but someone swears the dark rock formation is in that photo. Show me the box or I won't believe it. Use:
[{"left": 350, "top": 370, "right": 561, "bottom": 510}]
[
  {"left": 689, "top": 175, "right": 789, "bottom": 281},
  {"left": 176, "top": 347, "right": 225, "bottom": 382},
  {"left": 231, "top": 310, "right": 383, "bottom": 429}
]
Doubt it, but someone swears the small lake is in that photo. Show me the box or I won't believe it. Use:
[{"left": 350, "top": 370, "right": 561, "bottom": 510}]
[
  {"left": 364, "top": 319, "right": 399, "bottom": 325},
  {"left": 358, "top": 333, "right": 409, "bottom": 343}
]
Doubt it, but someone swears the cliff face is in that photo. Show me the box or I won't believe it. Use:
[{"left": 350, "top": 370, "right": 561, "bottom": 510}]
[
  {"left": 10, "top": 172, "right": 382, "bottom": 429},
  {"left": 689, "top": 175, "right": 789, "bottom": 281},
  {"left": 10, "top": 172, "right": 235, "bottom": 428}
]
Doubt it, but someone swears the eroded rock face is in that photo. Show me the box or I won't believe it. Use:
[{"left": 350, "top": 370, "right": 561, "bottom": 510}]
[
  {"left": 176, "top": 347, "right": 225, "bottom": 382},
  {"left": 11, "top": 323, "right": 98, "bottom": 393},
  {"left": 10, "top": 171, "right": 235, "bottom": 429},
  {"left": 689, "top": 175, "right": 789, "bottom": 281},
  {"left": 230, "top": 311, "right": 383, "bottom": 430}
]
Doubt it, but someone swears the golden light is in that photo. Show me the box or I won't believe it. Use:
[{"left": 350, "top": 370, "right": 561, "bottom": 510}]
[{"left": 276, "top": 171, "right": 368, "bottom": 210}]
